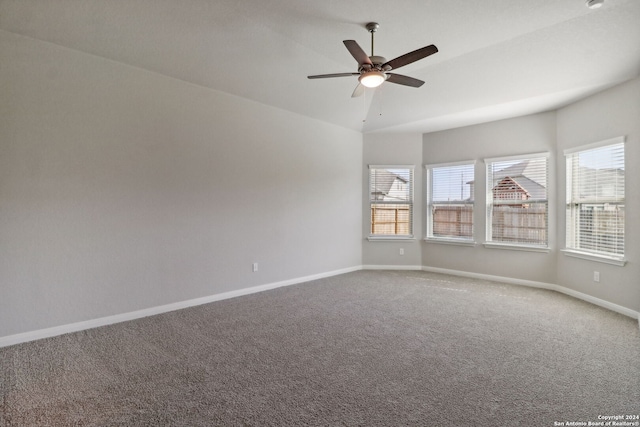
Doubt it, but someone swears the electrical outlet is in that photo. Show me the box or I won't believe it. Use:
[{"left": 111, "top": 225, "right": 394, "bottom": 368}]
[
  {"left": 399, "top": 248, "right": 404, "bottom": 256},
  {"left": 252, "top": 262, "right": 258, "bottom": 272},
  {"left": 593, "top": 271, "right": 600, "bottom": 282}
]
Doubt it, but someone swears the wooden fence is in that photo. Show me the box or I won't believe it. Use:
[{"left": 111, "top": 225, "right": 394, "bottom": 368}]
[
  {"left": 371, "top": 204, "right": 410, "bottom": 235},
  {"left": 432, "top": 205, "right": 473, "bottom": 238},
  {"left": 431, "top": 204, "right": 547, "bottom": 244},
  {"left": 576, "top": 207, "right": 625, "bottom": 254},
  {"left": 491, "top": 204, "right": 547, "bottom": 244}
]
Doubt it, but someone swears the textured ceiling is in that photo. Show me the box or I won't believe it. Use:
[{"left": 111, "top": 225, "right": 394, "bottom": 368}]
[{"left": 1, "top": 0, "right": 639, "bottom": 133}]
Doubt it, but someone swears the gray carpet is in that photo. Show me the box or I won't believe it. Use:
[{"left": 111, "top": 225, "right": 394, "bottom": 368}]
[{"left": 1, "top": 270, "right": 639, "bottom": 426}]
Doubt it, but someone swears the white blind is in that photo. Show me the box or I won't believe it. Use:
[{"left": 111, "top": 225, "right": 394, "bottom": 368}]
[
  {"left": 566, "top": 141, "right": 624, "bottom": 256},
  {"left": 427, "top": 162, "right": 474, "bottom": 239},
  {"left": 486, "top": 154, "right": 548, "bottom": 246},
  {"left": 369, "top": 166, "right": 413, "bottom": 236}
]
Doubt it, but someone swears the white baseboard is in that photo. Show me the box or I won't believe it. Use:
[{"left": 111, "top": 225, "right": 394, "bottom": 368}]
[
  {"left": 0, "top": 265, "right": 362, "bottom": 348},
  {"left": 2, "top": 263, "right": 637, "bottom": 347},
  {"left": 420, "top": 265, "right": 640, "bottom": 321},
  {"left": 362, "top": 264, "right": 423, "bottom": 271}
]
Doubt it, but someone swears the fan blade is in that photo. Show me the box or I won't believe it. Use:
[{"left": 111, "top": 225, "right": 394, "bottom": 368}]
[
  {"left": 308, "top": 72, "right": 360, "bottom": 79},
  {"left": 383, "top": 44, "right": 438, "bottom": 70},
  {"left": 343, "top": 40, "right": 373, "bottom": 66},
  {"left": 351, "top": 83, "right": 365, "bottom": 98},
  {"left": 386, "top": 73, "right": 425, "bottom": 88}
]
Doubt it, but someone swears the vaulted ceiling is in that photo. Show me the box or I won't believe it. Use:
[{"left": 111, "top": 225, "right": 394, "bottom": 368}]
[{"left": 1, "top": 0, "right": 639, "bottom": 133}]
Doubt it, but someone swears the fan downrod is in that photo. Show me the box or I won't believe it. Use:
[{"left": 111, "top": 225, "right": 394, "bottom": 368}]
[{"left": 365, "top": 22, "right": 380, "bottom": 56}]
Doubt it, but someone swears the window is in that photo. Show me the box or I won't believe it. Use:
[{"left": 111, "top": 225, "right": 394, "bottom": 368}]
[
  {"left": 564, "top": 137, "right": 625, "bottom": 263},
  {"left": 485, "top": 153, "right": 549, "bottom": 249},
  {"left": 369, "top": 166, "right": 414, "bottom": 239},
  {"left": 425, "top": 161, "right": 475, "bottom": 243}
]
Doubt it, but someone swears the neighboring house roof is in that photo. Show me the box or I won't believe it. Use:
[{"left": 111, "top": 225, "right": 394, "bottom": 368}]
[
  {"left": 494, "top": 161, "right": 532, "bottom": 179},
  {"left": 492, "top": 160, "right": 546, "bottom": 200},
  {"left": 371, "top": 170, "right": 408, "bottom": 200},
  {"left": 466, "top": 160, "right": 547, "bottom": 201},
  {"left": 497, "top": 176, "right": 546, "bottom": 199},
  {"left": 575, "top": 166, "right": 625, "bottom": 200}
]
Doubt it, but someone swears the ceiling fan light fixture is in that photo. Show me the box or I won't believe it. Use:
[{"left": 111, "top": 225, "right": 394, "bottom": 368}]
[
  {"left": 586, "top": 0, "right": 604, "bottom": 9},
  {"left": 359, "top": 70, "right": 386, "bottom": 88}
]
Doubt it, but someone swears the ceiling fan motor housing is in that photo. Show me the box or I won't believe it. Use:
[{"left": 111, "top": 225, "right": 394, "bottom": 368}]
[
  {"left": 360, "top": 56, "right": 390, "bottom": 75},
  {"left": 369, "top": 56, "right": 388, "bottom": 66}
]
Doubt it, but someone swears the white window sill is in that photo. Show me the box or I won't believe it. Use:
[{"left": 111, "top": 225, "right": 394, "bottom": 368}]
[
  {"left": 561, "top": 249, "right": 626, "bottom": 266},
  {"left": 424, "top": 238, "right": 477, "bottom": 247},
  {"left": 367, "top": 236, "right": 415, "bottom": 242},
  {"left": 483, "top": 242, "right": 550, "bottom": 253}
]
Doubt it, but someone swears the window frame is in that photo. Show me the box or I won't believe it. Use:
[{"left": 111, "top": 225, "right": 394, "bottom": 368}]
[
  {"left": 562, "top": 136, "right": 626, "bottom": 266},
  {"left": 368, "top": 165, "right": 415, "bottom": 241},
  {"left": 484, "top": 152, "right": 550, "bottom": 252},
  {"left": 425, "top": 160, "right": 476, "bottom": 246}
]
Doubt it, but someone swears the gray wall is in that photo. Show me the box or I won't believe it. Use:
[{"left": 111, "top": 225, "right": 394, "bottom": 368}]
[
  {"left": 0, "top": 31, "right": 363, "bottom": 338},
  {"left": 362, "top": 77, "right": 639, "bottom": 314},
  {"left": 3, "top": 27, "right": 638, "bottom": 340},
  {"left": 556, "top": 77, "right": 640, "bottom": 312},
  {"left": 362, "top": 133, "right": 423, "bottom": 267},
  {"left": 420, "top": 112, "right": 558, "bottom": 284}
]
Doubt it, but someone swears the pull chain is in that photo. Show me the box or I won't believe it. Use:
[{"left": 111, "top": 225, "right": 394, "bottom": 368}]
[{"left": 362, "top": 86, "right": 367, "bottom": 123}]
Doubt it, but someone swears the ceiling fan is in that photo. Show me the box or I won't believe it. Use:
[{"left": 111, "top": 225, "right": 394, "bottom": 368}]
[{"left": 308, "top": 22, "right": 438, "bottom": 97}]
